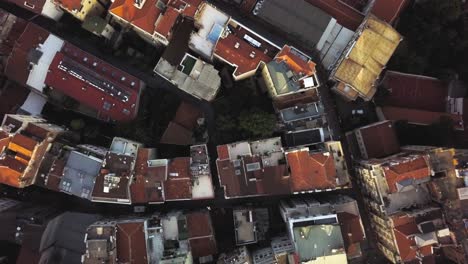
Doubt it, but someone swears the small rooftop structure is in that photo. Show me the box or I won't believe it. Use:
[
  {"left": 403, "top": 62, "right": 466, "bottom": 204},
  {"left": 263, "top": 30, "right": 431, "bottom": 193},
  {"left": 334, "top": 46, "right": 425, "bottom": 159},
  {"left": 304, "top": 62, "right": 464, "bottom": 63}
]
[
  {"left": 82, "top": 221, "right": 117, "bottom": 264},
  {"left": 346, "top": 120, "right": 401, "bottom": 160},
  {"left": 262, "top": 45, "right": 318, "bottom": 99},
  {"left": 91, "top": 138, "right": 142, "bottom": 204},
  {"left": 214, "top": 18, "right": 280, "bottom": 80},
  {"left": 233, "top": 208, "right": 269, "bottom": 246},
  {"left": 330, "top": 15, "right": 402, "bottom": 101}
]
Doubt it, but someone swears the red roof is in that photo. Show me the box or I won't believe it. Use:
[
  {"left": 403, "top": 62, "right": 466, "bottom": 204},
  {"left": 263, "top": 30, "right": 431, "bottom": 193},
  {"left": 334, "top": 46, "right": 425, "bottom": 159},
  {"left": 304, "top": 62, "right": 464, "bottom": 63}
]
[
  {"left": 164, "top": 157, "right": 192, "bottom": 200},
  {"left": 356, "top": 120, "right": 401, "bottom": 159},
  {"left": 160, "top": 122, "right": 193, "bottom": 145},
  {"left": 216, "top": 145, "right": 230, "bottom": 160},
  {"left": 382, "top": 71, "right": 448, "bottom": 112},
  {"left": 130, "top": 148, "right": 165, "bottom": 204},
  {"left": 214, "top": 21, "right": 278, "bottom": 78},
  {"left": 216, "top": 158, "right": 290, "bottom": 198},
  {"left": 382, "top": 155, "right": 431, "bottom": 193},
  {"left": 45, "top": 43, "right": 143, "bottom": 122},
  {"left": 371, "top": 0, "right": 410, "bottom": 24},
  {"left": 287, "top": 149, "right": 337, "bottom": 192},
  {"left": 116, "top": 222, "right": 148, "bottom": 264},
  {"left": 5, "top": 0, "right": 46, "bottom": 15},
  {"left": 391, "top": 213, "right": 438, "bottom": 262},
  {"left": 54, "top": 0, "right": 81, "bottom": 12},
  {"left": 381, "top": 106, "right": 465, "bottom": 130},
  {"left": 0, "top": 12, "right": 27, "bottom": 57},
  {"left": 110, "top": 0, "right": 202, "bottom": 39},
  {"left": 189, "top": 237, "right": 217, "bottom": 258},
  {"left": 173, "top": 101, "right": 203, "bottom": 129},
  {"left": 4, "top": 23, "right": 49, "bottom": 87},
  {"left": 186, "top": 211, "right": 213, "bottom": 237},
  {"left": 0, "top": 82, "right": 29, "bottom": 120},
  {"left": 274, "top": 46, "right": 316, "bottom": 77},
  {"left": 304, "top": 0, "right": 364, "bottom": 30}
]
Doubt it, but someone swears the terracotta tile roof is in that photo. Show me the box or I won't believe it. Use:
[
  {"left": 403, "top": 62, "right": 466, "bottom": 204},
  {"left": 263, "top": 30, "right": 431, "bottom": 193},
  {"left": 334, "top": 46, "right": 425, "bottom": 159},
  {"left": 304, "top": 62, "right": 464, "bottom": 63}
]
[
  {"left": 186, "top": 211, "right": 213, "bottom": 237},
  {"left": 214, "top": 20, "right": 279, "bottom": 78},
  {"left": 216, "top": 145, "right": 230, "bottom": 160},
  {"left": 130, "top": 148, "right": 165, "bottom": 204},
  {"left": 11, "top": 133, "right": 38, "bottom": 152},
  {"left": 287, "top": 149, "right": 337, "bottom": 192},
  {"left": 173, "top": 101, "right": 203, "bottom": 130},
  {"left": 371, "top": 0, "right": 410, "bottom": 24},
  {"left": 160, "top": 122, "right": 193, "bottom": 145},
  {"left": 116, "top": 222, "right": 148, "bottom": 264},
  {"left": 274, "top": 45, "right": 316, "bottom": 77},
  {"left": 189, "top": 236, "right": 217, "bottom": 258},
  {"left": 186, "top": 211, "right": 217, "bottom": 257},
  {"left": 381, "top": 106, "right": 465, "bottom": 130},
  {"left": 4, "top": 23, "right": 49, "bottom": 87},
  {"left": 154, "top": 7, "right": 180, "bottom": 39},
  {"left": 132, "top": 0, "right": 166, "bottom": 34},
  {"left": 164, "top": 178, "right": 191, "bottom": 200},
  {"left": 110, "top": 0, "right": 201, "bottom": 38},
  {"left": 5, "top": 0, "right": 46, "bottom": 15},
  {"left": 0, "top": 13, "right": 28, "bottom": 57},
  {"left": 216, "top": 157, "right": 290, "bottom": 198},
  {"left": 390, "top": 212, "right": 439, "bottom": 263},
  {"left": 54, "top": 0, "right": 82, "bottom": 12},
  {"left": 164, "top": 157, "right": 192, "bottom": 200},
  {"left": 382, "top": 155, "right": 431, "bottom": 193},
  {"left": 356, "top": 120, "right": 400, "bottom": 159},
  {"left": 381, "top": 71, "right": 448, "bottom": 112},
  {"left": 91, "top": 152, "right": 134, "bottom": 203},
  {"left": 46, "top": 43, "right": 143, "bottom": 122},
  {"left": 304, "top": 0, "right": 364, "bottom": 30}
]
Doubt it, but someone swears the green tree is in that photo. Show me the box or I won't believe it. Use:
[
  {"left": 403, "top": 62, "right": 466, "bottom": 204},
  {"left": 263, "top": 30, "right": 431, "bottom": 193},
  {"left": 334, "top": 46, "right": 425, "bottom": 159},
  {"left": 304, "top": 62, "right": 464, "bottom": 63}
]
[{"left": 238, "top": 108, "right": 276, "bottom": 138}]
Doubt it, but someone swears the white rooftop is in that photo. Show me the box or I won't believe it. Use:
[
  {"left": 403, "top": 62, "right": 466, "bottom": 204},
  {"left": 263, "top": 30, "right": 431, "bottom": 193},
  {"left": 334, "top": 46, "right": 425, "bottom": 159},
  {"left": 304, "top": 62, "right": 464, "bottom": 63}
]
[
  {"left": 189, "top": 3, "right": 229, "bottom": 59},
  {"left": 191, "top": 175, "right": 214, "bottom": 199},
  {"left": 26, "top": 34, "right": 64, "bottom": 92}
]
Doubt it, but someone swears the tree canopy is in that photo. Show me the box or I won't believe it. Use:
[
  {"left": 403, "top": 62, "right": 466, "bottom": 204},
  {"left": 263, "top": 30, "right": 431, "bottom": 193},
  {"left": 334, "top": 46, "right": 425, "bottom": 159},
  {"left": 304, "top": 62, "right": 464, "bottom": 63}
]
[{"left": 389, "top": 0, "right": 468, "bottom": 81}]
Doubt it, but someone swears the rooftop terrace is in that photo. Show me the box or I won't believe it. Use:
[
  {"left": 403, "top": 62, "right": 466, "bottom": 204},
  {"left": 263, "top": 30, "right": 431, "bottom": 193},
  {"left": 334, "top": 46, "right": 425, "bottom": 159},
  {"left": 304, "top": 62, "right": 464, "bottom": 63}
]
[
  {"left": 214, "top": 19, "right": 279, "bottom": 80},
  {"left": 189, "top": 2, "right": 229, "bottom": 59}
]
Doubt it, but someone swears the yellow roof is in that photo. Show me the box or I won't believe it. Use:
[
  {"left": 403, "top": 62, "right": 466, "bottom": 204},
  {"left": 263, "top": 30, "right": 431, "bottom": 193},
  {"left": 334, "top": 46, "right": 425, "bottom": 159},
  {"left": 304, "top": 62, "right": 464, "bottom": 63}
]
[{"left": 334, "top": 15, "right": 401, "bottom": 100}]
